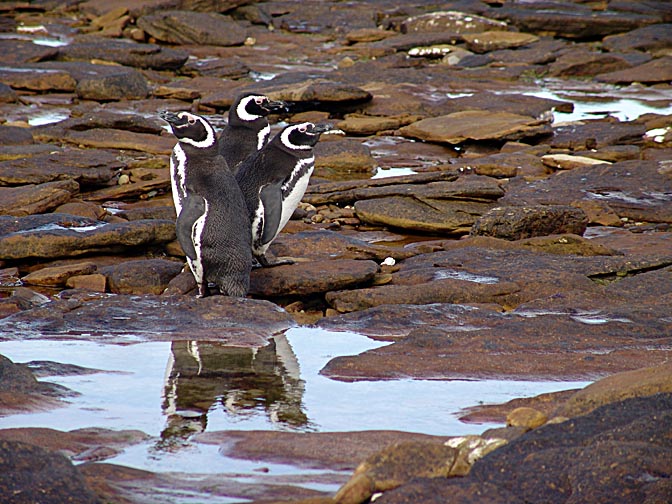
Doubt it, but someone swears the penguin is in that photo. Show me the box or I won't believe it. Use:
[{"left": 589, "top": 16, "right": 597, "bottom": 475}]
[
  {"left": 217, "top": 92, "right": 287, "bottom": 174},
  {"left": 160, "top": 110, "right": 252, "bottom": 297},
  {"left": 235, "top": 121, "right": 338, "bottom": 267}
]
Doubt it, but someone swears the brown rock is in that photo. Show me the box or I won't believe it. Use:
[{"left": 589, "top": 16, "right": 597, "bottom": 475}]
[
  {"left": 58, "top": 36, "right": 189, "bottom": 70},
  {"left": 137, "top": 10, "right": 248, "bottom": 46},
  {"left": 0, "top": 148, "right": 123, "bottom": 186},
  {"left": 548, "top": 50, "right": 644, "bottom": 77},
  {"left": 354, "top": 197, "right": 497, "bottom": 235},
  {"left": 326, "top": 278, "right": 521, "bottom": 313},
  {"left": 314, "top": 138, "right": 377, "bottom": 175},
  {"left": 555, "top": 362, "right": 672, "bottom": 418},
  {"left": 62, "top": 128, "right": 174, "bottom": 154},
  {"left": 0, "top": 439, "right": 100, "bottom": 504},
  {"left": 596, "top": 55, "right": 672, "bottom": 84},
  {"left": 250, "top": 259, "right": 379, "bottom": 297},
  {"left": 0, "top": 219, "right": 176, "bottom": 260},
  {"left": 0, "top": 426, "right": 149, "bottom": 462},
  {"left": 101, "top": 258, "right": 184, "bottom": 295},
  {"left": 494, "top": 6, "right": 661, "bottom": 39},
  {"left": 0, "top": 126, "right": 33, "bottom": 146},
  {"left": 400, "top": 111, "right": 551, "bottom": 145},
  {"left": 66, "top": 273, "right": 107, "bottom": 292},
  {"left": 500, "top": 159, "right": 672, "bottom": 225},
  {"left": 335, "top": 441, "right": 459, "bottom": 504},
  {"left": 269, "top": 229, "right": 417, "bottom": 263},
  {"left": 462, "top": 31, "right": 539, "bottom": 54},
  {"left": 22, "top": 262, "right": 98, "bottom": 287},
  {"left": 264, "top": 79, "right": 372, "bottom": 106},
  {"left": 0, "top": 68, "right": 77, "bottom": 92},
  {"left": 335, "top": 113, "right": 420, "bottom": 136},
  {"left": 602, "top": 23, "right": 672, "bottom": 54},
  {"left": 0, "top": 180, "right": 80, "bottom": 217},
  {"left": 400, "top": 11, "right": 507, "bottom": 34},
  {"left": 540, "top": 153, "right": 611, "bottom": 170},
  {"left": 72, "top": 64, "right": 150, "bottom": 101},
  {"left": 54, "top": 201, "right": 107, "bottom": 221},
  {"left": 505, "top": 407, "right": 548, "bottom": 430},
  {"left": 470, "top": 205, "right": 588, "bottom": 241},
  {"left": 305, "top": 172, "right": 500, "bottom": 206},
  {"left": 0, "top": 293, "right": 295, "bottom": 344}
]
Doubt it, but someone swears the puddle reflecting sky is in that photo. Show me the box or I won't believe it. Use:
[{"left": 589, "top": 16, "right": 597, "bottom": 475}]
[
  {"left": 0, "top": 327, "right": 591, "bottom": 475},
  {"left": 0, "top": 328, "right": 589, "bottom": 436}
]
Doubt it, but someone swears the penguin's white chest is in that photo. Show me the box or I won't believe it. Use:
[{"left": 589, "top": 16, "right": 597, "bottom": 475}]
[
  {"left": 170, "top": 144, "right": 188, "bottom": 215},
  {"left": 278, "top": 157, "right": 314, "bottom": 234}
]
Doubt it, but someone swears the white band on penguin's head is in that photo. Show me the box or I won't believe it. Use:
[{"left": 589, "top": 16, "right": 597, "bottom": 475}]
[
  {"left": 237, "top": 96, "right": 264, "bottom": 122},
  {"left": 176, "top": 112, "right": 217, "bottom": 149},
  {"left": 280, "top": 122, "right": 314, "bottom": 150}
]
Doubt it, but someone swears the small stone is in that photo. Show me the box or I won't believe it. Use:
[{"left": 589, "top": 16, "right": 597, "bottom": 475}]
[
  {"left": 506, "top": 406, "right": 548, "bottom": 430},
  {"left": 462, "top": 31, "right": 539, "bottom": 54},
  {"left": 66, "top": 273, "right": 107, "bottom": 292},
  {"left": 541, "top": 153, "right": 611, "bottom": 170}
]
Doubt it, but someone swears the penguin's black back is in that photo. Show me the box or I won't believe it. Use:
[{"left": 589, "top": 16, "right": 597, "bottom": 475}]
[{"left": 186, "top": 153, "right": 252, "bottom": 296}]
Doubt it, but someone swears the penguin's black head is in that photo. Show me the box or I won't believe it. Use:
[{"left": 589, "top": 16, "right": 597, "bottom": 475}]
[
  {"left": 279, "top": 122, "right": 339, "bottom": 151},
  {"left": 160, "top": 111, "right": 217, "bottom": 149},
  {"left": 233, "top": 93, "right": 287, "bottom": 123}
]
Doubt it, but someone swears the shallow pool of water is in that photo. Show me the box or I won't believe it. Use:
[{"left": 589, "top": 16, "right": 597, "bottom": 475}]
[
  {"left": 0, "top": 328, "right": 589, "bottom": 454},
  {"left": 528, "top": 84, "right": 672, "bottom": 123}
]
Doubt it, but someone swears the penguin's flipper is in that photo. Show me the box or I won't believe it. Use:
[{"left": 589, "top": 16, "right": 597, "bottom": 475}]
[
  {"left": 259, "top": 183, "right": 283, "bottom": 246},
  {"left": 176, "top": 193, "right": 206, "bottom": 260}
]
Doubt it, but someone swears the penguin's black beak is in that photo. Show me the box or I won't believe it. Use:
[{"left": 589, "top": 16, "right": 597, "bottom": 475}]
[
  {"left": 265, "top": 99, "right": 288, "bottom": 113},
  {"left": 312, "top": 123, "right": 345, "bottom": 136},
  {"left": 159, "top": 110, "right": 186, "bottom": 127}
]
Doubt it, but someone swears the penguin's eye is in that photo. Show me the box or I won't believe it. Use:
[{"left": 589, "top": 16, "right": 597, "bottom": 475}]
[
  {"left": 298, "top": 125, "right": 308, "bottom": 133},
  {"left": 255, "top": 97, "right": 265, "bottom": 105},
  {"left": 188, "top": 117, "right": 196, "bottom": 125}
]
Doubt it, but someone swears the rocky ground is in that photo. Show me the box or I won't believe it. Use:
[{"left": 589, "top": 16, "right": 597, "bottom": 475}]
[{"left": 0, "top": 0, "right": 671, "bottom": 503}]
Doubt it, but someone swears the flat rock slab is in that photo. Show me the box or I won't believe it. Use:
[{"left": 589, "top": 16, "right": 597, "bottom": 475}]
[
  {"left": 550, "top": 119, "right": 646, "bottom": 150},
  {"left": 0, "top": 148, "right": 123, "bottom": 186},
  {"left": 269, "top": 229, "right": 418, "bottom": 262},
  {"left": 602, "top": 23, "right": 672, "bottom": 53},
  {"left": 0, "top": 219, "right": 176, "bottom": 260},
  {"left": 57, "top": 36, "right": 188, "bottom": 70},
  {"left": 470, "top": 205, "right": 588, "bottom": 240},
  {"left": 0, "top": 180, "right": 80, "bottom": 217},
  {"left": 249, "top": 259, "right": 379, "bottom": 297},
  {"left": 305, "top": 171, "right": 490, "bottom": 206},
  {"left": 355, "top": 197, "right": 498, "bottom": 234},
  {"left": 195, "top": 430, "right": 451, "bottom": 471},
  {"left": 500, "top": 159, "right": 672, "bottom": 224},
  {"left": 137, "top": 10, "right": 248, "bottom": 46},
  {"left": 596, "top": 55, "right": 672, "bottom": 84},
  {"left": 0, "top": 294, "right": 295, "bottom": 345},
  {"left": 320, "top": 303, "right": 672, "bottom": 381},
  {"left": 0, "top": 427, "right": 149, "bottom": 462},
  {"left": 494, "top": 6, "right": 661, "bottom": 39},
  {"left": 325, "top": 245, "right": 672, "bottom": 313},
  {"left": 399, "top": 111, "right": 551, "bottom": 145}
]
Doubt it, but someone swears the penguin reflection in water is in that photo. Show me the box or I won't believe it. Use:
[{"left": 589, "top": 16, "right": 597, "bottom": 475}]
[
  {"left": 161, "top": 110, "right": 252, "bottom": 297},
  {"left": 236, "top": 121, "right": 338, "bottom": 267},
  {"left": 217, "top": 92, "right": 287, "bottom": 175}
]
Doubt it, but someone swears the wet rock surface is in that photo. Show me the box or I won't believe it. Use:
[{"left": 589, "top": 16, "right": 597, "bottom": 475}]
[{"left": 1, "top": 0, "right": 671, "bottom": 503}]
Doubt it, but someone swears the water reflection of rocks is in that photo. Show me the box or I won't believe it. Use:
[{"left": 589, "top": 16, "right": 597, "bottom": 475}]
[{"left": 157, "top": 334, "right": 308, "bottom": 451}]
